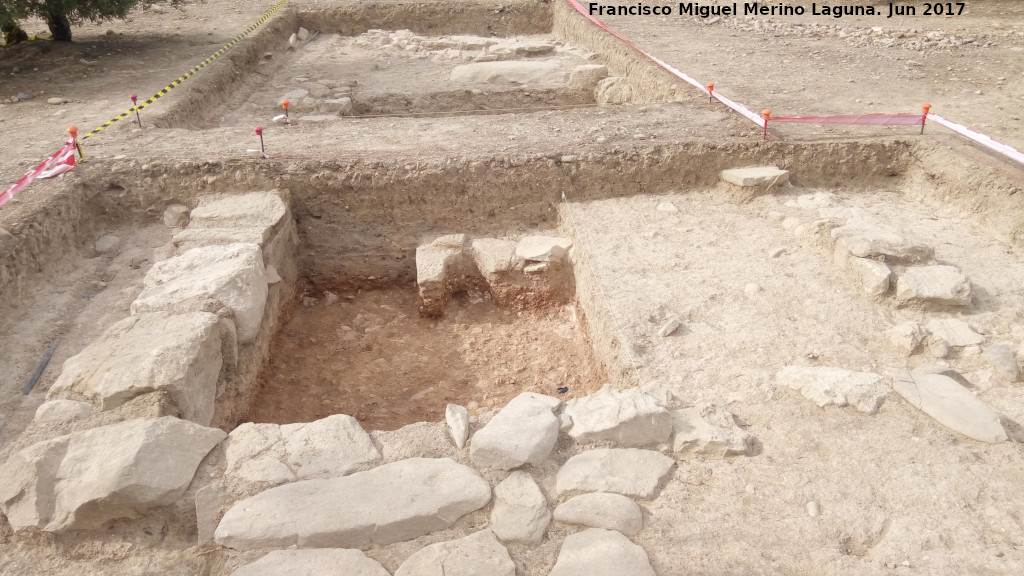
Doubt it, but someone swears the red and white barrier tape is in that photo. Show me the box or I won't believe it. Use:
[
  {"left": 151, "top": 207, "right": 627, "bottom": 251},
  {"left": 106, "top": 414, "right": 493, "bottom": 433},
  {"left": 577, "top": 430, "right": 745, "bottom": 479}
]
[
  {"left": 926, "top": 113, "right": 1024, "bottom": 166},
  {"left": 772, "top": 113, "right": 924, "bottom": 126},
  {"left": 563, "top": 0, "right": 1024, "bottom": 167},
  {"left": 0, "top": 140, "right": 78, "bottom": 208}
]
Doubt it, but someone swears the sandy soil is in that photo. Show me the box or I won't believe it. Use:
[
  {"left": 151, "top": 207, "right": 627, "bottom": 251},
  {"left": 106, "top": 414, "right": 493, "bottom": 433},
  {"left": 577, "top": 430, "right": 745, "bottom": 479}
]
[{"left": 249, "top": 284, "right": 605, "bottom": 431}]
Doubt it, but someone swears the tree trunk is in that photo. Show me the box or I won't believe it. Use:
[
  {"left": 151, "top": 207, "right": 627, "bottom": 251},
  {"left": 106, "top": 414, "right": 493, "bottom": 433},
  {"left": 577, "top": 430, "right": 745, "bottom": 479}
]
[
  {"left": 2, "top": 22, "right": 28, "bottom": 45},
  {"left": 46, "top": 12, "right": 72, "bottom": 42}
]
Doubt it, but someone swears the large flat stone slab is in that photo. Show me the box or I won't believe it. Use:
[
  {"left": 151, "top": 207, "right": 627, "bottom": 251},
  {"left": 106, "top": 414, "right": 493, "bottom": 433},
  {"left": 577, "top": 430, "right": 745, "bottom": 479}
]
[
  {"left": 548, "top": 528, "right": 656, "bottom": 576},
  {"left": 132, "top": 243, "right": 268, "bottom": 343},
  {"left": 925, "top": 318, "right": 985, "bottom": 347},
  {"left": 0, "top": 417, "right": 225, "bottom": 532},
  {"left": 553, "top": 492, "right": 643, "bottom": 536},
  {"left": 894, "top": 371, "right": 1007, "bottom": 443},
  {"left": 450, "top": 60, "right": 568, "bottom": 85},
  {"left": 777, "top": 366, "right": 890, "bottom": 414},
  {"left": 555, "top": 448, "right": 675, "bottom": 499},
  {"left": 229, "top": 549, "right": 390, "bottom": 576},
  {"left": 214, "top": 458, "right": 491, "bottom": 550},
  {"left": 395, "top": 529, "right": 515, "bottom": 576},
  {"left": 470, "top": 392, "right": 561, "bottom": 470},
  {"left": 563, "top": 385, "right": 672, "bottom": 447},
  {"left": 46, "top": 312, "right": 227, "bottom": 425},
  {"left": 720, "top": 166, "right": 790, "bottom": 187},
  {"left": 832, "top": 221, "right": 933, "bottom": 263},
  {"left": 896, "top": 265, "right": 973, "bottom": 306}
]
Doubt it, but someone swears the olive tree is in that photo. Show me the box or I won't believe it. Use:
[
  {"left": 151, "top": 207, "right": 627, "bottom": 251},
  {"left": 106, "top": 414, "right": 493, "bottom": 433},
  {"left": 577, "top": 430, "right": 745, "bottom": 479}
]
[{"left": 1, "top": 0, "right": 170, "bottom": 43}]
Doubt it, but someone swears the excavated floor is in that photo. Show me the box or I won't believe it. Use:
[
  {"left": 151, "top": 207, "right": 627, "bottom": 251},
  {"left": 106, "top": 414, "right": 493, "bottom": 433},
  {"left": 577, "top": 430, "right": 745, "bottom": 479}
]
[{"left": 249, "top": 283, "right": 605, "bottom": 431}]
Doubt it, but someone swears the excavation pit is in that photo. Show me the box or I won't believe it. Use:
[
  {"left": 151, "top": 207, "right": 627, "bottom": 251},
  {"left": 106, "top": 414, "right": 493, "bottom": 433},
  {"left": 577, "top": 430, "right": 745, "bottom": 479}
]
[
  {"left": 248, "top": 281, "right": 605, "bottom": 431},
  {"left": 209, "top": 31, "right": 599, "bottom": 126}
]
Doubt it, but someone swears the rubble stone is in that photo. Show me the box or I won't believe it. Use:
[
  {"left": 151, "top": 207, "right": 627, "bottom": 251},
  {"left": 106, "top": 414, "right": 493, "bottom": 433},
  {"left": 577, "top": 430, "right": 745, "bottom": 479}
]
[
  {"left": 470, "top": 392, "right": 561, "bottom": 470},
  {"left": 0, "top": 417, "right": 225, "bottom": 532}
]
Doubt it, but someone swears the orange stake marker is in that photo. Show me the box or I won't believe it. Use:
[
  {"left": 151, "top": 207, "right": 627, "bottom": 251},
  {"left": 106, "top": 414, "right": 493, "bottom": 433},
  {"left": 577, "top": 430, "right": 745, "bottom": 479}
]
[
  {"left": 281, "top": 99, "right": 290, "bottom": 125},
  {"left": 707, "top": 82, "right": 714, "bottom": 103},
  {"left": 762, "top": 109, "right": 771, "bottom": 140},
  {"left": 68, "top": 126, "right": 84, "bottom": 159},
  {"left": 921, "top": 102, "right": 931, "bottom": 135}
]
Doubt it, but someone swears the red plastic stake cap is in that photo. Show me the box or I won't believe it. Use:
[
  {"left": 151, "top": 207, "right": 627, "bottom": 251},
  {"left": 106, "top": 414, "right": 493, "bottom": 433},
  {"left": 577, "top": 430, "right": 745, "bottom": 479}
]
[
  {"left": 281, "top": 99, "right": 290, "bottom": 110},
  {"left": 922, "top": 103, "right": 932, "bottom": 114},
  {"left": 707, "top": 82, "right": 714, "bottom": 92},
  {"left": 67, "top": 126, "right": 78, "bottom": 139},
  {"left": 130, "top": 93, "right": 138, "bottom": 104},
  {"left": 762, "top": 109, "right": 772, "bottom": 119},
  {"left": 254, "top": 126, "right": 264, "bottom": 136}
]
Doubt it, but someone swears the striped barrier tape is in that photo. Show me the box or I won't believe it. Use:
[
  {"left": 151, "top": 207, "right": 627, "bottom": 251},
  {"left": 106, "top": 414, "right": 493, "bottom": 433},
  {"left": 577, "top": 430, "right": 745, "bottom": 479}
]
[
  {"left": 563, "top": 0, "right": 1024, "bottom": 167},
  {"left": 927, "top": 113, "right": 1024, "bottom": 166},
  {"left": 0, "top": 139, "right": 77, "bottom": 208},
  {"left": 81, "top": 0, "right": 289, "bottom": 140}
]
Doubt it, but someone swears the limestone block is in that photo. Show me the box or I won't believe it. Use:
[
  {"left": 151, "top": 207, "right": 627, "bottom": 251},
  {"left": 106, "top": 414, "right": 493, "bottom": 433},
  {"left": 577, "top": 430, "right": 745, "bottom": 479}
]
[
  {"left": 173, "top": 191, "right": 296, "bottom": 275},
  {"left": 548, "top": 528, "right": 656, "bottom": 576},
  {"left": 925, "top": 318, "right": 985, "bottom": 347},
  {"left": 894, "top": 371, "right": 1007, "bottom": 443},
  {"left": 847, "top": 257, "right": 892, "bottom": 296},
  {"left": 281, "top": 415, "right": 382, "bottom": 479},
  {"left": 371, "top": 421, "right": 459, "bottom": 463},
  {"left": 416, "top": 235, "right": 471, "bottom": 317},
  {"left": 194, "top": 483, "right": 228, "bottom": 548},
  {"left": 555, "top": 449, "right": 675, "bottom": 499},
  {"left": 224, "top": 415, "right": 380, "bottom": 487},
  {"left": 469, "top": 238, "right": 516, "bottom": 279},
  {"left": 563, "top": 385, "right": 673, "bottom": 447},
  {"left": 46, "top": 312, "right": 227, "bottom": 425},
  {"left": 469, "top": 392, "right": 561, "bottom": 470},
  {"left": 163, "top": 204, "right": 189, "bottom": 228},
  {"left": 515, "top": 236, "right": 572, "bottom": 263},
  {"left": 215, "top": 458, "right": 491, "bottom": 550},
  {"left": 553, "top": 493, "right": 643, "bottom": 536},
  {"left": 317, "top": 97, "right": 352, "bottom": 115},
  {"left": 568, "top": 64, "right": 609, "bottom": 89},
  {"left": 394, "top": 530, "right": 515, "bottom": 576},
  {"left": 777, "top": 366, "right": 889, "bottom": 414},
  {"left": 832, "top": 223, "right": 933, "bottom": 263},
  {"left": 720, "top": 166, "right": 790, "bottom": 187},
  {"left": 982, "top": 344, "right": 1020, "bottom": 382},
  {"left": 132, "top": 243, "right": 268, "bottom": 343},
  {"left": 672, "top": 404, "right": 755, "bottom": 456},
  {"left": 896, "top": 266, "right": 973, "bottom": 306},
  {"left": 446, "top": 403, "right": 470, "bottom": 449},
  {"left": 487, "top": 41, "right": 555, "bottom": 57},
  {"left": 0, "top": 417, "right": 225, "bottom": 532},
  {"left": 229, "top": 549, "right": 390, "bottom": 576},
  {"left": 33, "top": 399, "right": 92, "bottom": 424},
  {"left": 490, "top": 471, "right": 550, "bottom": 544},
  {"left": 450, "top": 60, "right": 567, "bottom": 85},
  {"left": 595, "top": 76, "right": 632, "bottom": 105},
  {"left": 886, "top": 321, "right": 925, "bottom": 354}
]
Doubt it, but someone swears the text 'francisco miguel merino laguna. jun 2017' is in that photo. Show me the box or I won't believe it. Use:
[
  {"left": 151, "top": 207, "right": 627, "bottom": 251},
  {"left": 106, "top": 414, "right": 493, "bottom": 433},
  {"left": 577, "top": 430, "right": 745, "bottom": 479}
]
[{"left": 586, "top": 2, "right": 967, "bottom": 18}]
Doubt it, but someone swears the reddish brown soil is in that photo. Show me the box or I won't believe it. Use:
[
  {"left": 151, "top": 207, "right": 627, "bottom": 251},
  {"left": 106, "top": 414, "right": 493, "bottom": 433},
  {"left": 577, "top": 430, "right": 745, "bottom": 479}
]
[{"left": 247, "top": 284, "right": 605, "bottom": 431}]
